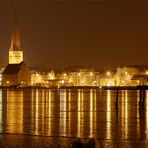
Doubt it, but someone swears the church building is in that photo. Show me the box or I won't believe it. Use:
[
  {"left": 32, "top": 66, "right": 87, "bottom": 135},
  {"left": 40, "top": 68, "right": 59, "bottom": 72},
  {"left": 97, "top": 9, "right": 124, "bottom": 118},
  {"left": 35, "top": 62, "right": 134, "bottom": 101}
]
[{"left": 2, "top": 6, "right": 31, "bottom": 86}]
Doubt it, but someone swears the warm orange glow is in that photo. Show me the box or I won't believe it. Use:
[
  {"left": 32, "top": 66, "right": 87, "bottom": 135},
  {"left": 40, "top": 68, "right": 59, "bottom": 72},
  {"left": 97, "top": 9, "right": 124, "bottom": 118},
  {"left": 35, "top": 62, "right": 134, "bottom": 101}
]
[{"left": 106, "top": 71, "right": 111, "bottom": 76}]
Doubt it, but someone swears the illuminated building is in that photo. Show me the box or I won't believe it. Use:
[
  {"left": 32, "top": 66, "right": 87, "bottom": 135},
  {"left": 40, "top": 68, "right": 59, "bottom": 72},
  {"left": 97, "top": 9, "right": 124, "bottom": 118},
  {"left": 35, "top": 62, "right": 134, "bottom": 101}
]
[
  {"left": 31, "top": 72, "right": 46, "bottom": 86},
  {"left": 68, "top": 69, "right": 100, "bottom": 86},
  {"left": 31, "top": 70, "right": 59, "bottom": 87},
  {"left": 2, "top": 6, "right": 31, "bottom": 86},
  {"left": 115, "top": 67, "right": 140, "bottom": 86},
  {"left": 99, "top": 71, "right": 115, "bottom": 86},
  {"left": 48, "top": 70, "right": 55, "bottom": 80},
  {"left": 9, "top": 5, "right": 23, "bottom": 64}
]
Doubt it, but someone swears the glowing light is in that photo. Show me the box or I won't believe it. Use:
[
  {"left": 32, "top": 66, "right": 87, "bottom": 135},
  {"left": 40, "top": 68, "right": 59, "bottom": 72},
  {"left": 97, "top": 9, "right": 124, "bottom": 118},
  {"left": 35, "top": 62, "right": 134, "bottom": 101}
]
[
  {"left": 93, "top": 81, "right": 96, "bottom": 85},
  {"left": 6, "top": 81, "right": 10, "bottom": 84},
  {"left": 61, "top": 80, "right": 65, "bottom": 84},
  {"left": 146, "top": 71, "right": 148, "bottom": 75},
  {"left": 90, "top": 72, "right": 93, "bottom": 76},
  {"left": 107, "top": 83, "right": 111, "bottom": 86},
  {"left": 107, "top": 71, "right": 111, "bottom": 76},
  {"left": 137, "top": 80, "right": 140, "bottom": 84}
]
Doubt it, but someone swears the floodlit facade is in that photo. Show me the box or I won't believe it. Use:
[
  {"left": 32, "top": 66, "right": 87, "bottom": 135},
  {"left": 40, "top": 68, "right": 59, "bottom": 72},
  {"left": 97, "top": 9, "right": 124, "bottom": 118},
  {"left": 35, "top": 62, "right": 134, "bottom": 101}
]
[
  {"left": 68, "top": 69, "right": 100, "bottom": 86},
  {"left": 31, "top": 70, "right": 58, "bottom": 87},
  {"left": 9, "top": 6, "right": 23, "bottom": 64},
  {"left": 99, "top": 71, "right": 115, "bottom": 86},
  {"left": 115, "top": 67, "right": 140, "bottom": 86}
]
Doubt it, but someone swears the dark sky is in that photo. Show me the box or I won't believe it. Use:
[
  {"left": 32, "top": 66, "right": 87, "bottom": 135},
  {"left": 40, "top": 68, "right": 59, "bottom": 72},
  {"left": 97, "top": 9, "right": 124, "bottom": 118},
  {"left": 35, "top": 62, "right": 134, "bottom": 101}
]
[{"left": 0, "top": 0, "right": 148, "bottom": 69}]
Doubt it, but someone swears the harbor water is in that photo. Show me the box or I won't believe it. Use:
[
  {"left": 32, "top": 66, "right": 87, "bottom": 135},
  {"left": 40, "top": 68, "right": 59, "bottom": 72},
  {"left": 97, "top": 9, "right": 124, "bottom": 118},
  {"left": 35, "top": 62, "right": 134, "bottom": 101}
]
[{"left": 0, "top": 88, "right": 148, "bottom": 147}]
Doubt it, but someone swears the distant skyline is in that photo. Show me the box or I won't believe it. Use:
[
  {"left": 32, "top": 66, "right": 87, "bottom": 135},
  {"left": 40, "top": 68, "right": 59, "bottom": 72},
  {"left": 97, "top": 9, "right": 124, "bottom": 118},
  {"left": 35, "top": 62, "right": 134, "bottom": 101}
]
[{"left": 0, "top": 0, "right": 148, "bottom": 69}]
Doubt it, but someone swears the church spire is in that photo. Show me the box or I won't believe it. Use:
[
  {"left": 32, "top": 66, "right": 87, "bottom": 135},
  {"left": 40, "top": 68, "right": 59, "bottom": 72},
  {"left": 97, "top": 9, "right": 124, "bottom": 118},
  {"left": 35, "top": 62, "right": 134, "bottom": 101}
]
[
  {"left": 9, "top": 3, "right": 23, "bottom": 64},
  {"left": 10, "top": 4, "right": 21, "bottom": 51}
]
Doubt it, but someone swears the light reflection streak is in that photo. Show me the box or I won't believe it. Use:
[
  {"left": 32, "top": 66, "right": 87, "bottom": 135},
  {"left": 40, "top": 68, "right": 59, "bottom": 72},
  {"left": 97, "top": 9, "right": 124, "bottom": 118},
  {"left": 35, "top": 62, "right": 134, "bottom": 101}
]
[
  {"left": 146, "top": 90, "right": 148, "bottom": 138},
  {"left": 41, "top": 89, "right": 45, "bottom": 132},
  {"left": 106, "top": 90, "right": 111, "bottom": 139},
  {"left": 34, "top": 89, "right": 39, "bottom": 135},
  {"left": 77, "top": 89, "right": 81, "bottom": 137},
  {"left": 48, "top": 90, "right": 52, "bottom": 135},
  {"left": 136, "top": 90, "right": 140, "bottom": 138},
  {"left": 77, "top": 89, "right": 84, "bottom": 137},
  {"left": 89, "top": 89, "right": 93, "bottom": 138},
  {"left": 31, "top": 89, "right": 35, "bottom": 134},
  {"left": 6, "top": 89, "right": 23, "bottom": 133},
  {"left": 67, "top": 90, "right": 71, "bottom": 137},
  {"left": 93, "top": 89, "right": 97, "bottom": 137},
  {"left": 60, "top": 89, "right": 67, "bottom": 136},
  {"left": 0, "top": 89, "right": 2, "bottom": 132},
  {"left": 125, "top": 90, "right": 128, "bottom": 139},
  {"left": 121, "top": 90, "right": 128, "bottom": 139}
]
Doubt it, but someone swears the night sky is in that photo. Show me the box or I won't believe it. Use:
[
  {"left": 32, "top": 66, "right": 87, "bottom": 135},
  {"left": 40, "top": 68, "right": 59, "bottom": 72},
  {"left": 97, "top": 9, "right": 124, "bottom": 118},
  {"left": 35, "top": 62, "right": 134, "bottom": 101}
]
[{"left": 0, "top": 0, "right": 148, "bottom": 69}]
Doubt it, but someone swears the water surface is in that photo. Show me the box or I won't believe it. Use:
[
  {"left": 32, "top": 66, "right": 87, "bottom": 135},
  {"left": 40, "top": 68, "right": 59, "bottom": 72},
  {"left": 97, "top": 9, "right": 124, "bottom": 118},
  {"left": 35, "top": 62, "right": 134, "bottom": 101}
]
[{"left": 0, "top": 88, "right": 148, "bottom": 147}]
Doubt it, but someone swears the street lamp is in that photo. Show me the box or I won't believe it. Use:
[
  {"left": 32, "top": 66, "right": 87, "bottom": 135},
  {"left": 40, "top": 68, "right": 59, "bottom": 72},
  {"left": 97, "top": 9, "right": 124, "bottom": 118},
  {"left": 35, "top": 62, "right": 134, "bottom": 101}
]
[{"left": 107, "top": 71, "right": 111, "bottom": 76}]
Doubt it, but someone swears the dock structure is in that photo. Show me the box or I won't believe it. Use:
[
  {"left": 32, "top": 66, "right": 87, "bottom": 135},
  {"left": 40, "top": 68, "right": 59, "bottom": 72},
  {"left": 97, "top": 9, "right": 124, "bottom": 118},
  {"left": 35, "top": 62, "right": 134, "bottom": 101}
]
[{"left": 103, "top": 86, "right": 148, "bottom": 106}]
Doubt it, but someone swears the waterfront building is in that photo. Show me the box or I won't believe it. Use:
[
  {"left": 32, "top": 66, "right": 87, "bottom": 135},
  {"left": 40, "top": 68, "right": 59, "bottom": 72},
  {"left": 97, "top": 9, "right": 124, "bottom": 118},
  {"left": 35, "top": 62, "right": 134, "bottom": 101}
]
[
  {"left": 130, "top": 66, "right": 148, "bottom": 85},
  {"left": 56, "top": 72, "right": 69, "bottom": 86},
  {"left": 48, "top": 70, "right": 55, "bottom": 80},
  {"left": 31, "top": 70, "right": 60, "bottom": 87},
  {"left": 99, "top": 71, "right": 116, "bottom": 86},
  {"left": 2, "top": 62, "right": 31, "bottom": 86},
  {"left": 2, "top": 6, "right": 31, "bottom": 86},
  {"left": 115, "top": 67, "right": 140, "bottom": 86},
  {"left": 68, "top": 69, "right": 100, "bottom": 86}
]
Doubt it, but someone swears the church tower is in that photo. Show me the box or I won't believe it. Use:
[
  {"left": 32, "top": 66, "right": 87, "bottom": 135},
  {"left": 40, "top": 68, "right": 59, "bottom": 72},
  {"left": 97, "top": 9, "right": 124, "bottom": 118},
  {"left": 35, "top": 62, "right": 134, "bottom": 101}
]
[{"left": 9, "top": 5, "right": 23, "bottom": 64}]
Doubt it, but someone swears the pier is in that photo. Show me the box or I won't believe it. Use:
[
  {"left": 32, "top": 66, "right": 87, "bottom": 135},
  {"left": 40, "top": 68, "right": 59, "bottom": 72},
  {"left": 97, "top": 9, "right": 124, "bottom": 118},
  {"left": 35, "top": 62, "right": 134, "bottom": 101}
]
[{"left": 103, "top": 86, "right": 148, "bottom": 106}]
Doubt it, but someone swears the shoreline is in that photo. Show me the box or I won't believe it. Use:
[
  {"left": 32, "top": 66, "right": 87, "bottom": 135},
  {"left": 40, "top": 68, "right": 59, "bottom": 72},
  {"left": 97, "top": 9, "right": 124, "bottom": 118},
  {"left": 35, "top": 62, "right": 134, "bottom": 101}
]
[{"left": 1, "top": 85, "right": 148, "bottom": 90}]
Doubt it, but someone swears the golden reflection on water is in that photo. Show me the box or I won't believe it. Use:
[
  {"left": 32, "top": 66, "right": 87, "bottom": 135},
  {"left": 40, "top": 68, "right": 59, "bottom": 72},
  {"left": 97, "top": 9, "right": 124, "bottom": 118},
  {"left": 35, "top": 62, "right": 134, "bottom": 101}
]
[
  {"left": 121, "top": 90, "right": 128, "bottom": 139},
  {"left": 89, "top": 89, "right": 97, "bottom": 138},
  {"left": 90, "top": 89, "right": 93, "bottom": 138},
  {"left": 0, "top": 89, "right": 2, "bottom": 132},
  {"left": 47, "top": 90, "right": 52, "bottom": 136},
  {"left": 6, "top": 89, "right": 23, "bottom": 133},
  {"left": 34, "top": 89, "right": 39, "bottom": 135},
  {"left": 125, "top": 90, "right": 128, "bottom": 139},
  {"left": 1, "top": 88, "right": 148, "bottom": 141},
  {"left": 60, "top": 90, "right": 67, "bottom": 136},
  {"left": 146, "top": 90, "right": 148, "bottom": 138},
  {"left": 93, "top": 89, "right": 97, "bottom": 137},
  {"left": 67, "top": 90, "right": 71, "bottom": 137},
  {"left": 106, "top": 90, "right": 111, "bottom": 139},
  {"left": 136, "top": 90, "right": 140, "bottom": 138},
  {"left": 77, "top": 89, "right": 84, "bottom": 137}
]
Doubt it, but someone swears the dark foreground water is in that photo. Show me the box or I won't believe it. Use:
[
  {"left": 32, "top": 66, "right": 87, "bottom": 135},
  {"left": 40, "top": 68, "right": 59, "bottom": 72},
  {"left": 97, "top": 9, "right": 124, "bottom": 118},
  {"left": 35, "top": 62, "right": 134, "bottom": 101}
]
[{"left": 0, "top": 88, "right": 148, "bottom": 147}]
